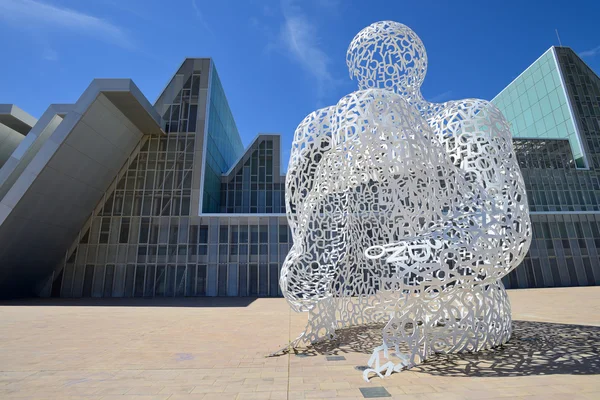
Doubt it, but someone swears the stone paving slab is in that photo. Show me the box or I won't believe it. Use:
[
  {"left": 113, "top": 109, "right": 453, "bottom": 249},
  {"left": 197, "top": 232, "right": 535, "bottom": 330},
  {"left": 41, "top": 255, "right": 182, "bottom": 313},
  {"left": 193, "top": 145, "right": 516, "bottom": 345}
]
[{"left": 0, "top": 288, "right": 598, "bottom": 399}]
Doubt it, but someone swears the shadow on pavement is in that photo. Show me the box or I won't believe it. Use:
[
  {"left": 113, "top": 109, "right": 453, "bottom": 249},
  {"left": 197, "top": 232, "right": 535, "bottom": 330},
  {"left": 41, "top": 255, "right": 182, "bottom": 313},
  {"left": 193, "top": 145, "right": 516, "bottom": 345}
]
[
  {"left": 0, "top": 297, "right": 260, "bottom": 308},
  {"left": 291, "top": 320, "right": 600, "bottom": 376}
]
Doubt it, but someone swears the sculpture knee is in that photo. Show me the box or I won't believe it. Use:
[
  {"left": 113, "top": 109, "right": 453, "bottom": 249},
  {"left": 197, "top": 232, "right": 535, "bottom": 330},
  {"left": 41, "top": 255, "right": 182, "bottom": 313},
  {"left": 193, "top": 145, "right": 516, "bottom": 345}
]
[{"left": 280, "top": 248, "right": 335, "bottom": 312}]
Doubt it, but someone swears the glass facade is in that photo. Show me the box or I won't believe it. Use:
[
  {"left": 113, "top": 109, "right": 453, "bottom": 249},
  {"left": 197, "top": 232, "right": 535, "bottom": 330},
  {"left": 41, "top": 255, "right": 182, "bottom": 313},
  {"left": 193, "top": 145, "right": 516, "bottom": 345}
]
[
  {"left": 54, "top": 132, "right": 290, "bottom": 298},
  {"left": 202, "top": 67, "right": 244, "bottom": 213},
  {"left": 513, "top": 138, "right": 575, "bottom": 170},
  {"left": 57, "top": 213, "right": 291, "bottom": 298},
  {"left": 49, "top": 51, "right": 600, "bottom": 297},
  {"left": 220, "top": 135, "right": 286, "bottom": 214},
  {"left": 556, "top": 47, "right": 600, "bottom": 170},
  {"left": 508, "top": 213, "right": 600, "bottom": 289},
  {"left": 51, "top": 59, "right": 289, "bottom": 298},
  {"left": 500, "top": 47, "right": 600, "bottom": 289},
  {"left": 492, "top": 48, "right": 586, "bottom": 167}
]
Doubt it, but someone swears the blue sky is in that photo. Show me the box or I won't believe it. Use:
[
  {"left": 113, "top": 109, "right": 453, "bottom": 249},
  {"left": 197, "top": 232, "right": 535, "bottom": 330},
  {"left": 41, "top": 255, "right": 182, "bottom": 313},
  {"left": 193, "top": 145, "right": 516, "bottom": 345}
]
[{"left": 1, "top": 0, "right": 599, "bottom": 167}]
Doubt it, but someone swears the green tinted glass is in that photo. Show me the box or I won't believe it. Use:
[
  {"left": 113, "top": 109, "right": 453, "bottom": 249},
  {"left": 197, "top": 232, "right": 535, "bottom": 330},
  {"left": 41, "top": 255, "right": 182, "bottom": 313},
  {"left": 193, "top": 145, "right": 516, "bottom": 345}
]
[{"left": 492, "top": 48, "right": 584, "bottom": 164}]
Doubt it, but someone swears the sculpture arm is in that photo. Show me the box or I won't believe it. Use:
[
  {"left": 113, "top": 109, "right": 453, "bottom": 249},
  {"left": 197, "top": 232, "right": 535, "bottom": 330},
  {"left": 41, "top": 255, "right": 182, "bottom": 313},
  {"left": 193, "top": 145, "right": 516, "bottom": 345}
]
[{"left": 427, "top": 99, "right": 532, "bottom": 274}]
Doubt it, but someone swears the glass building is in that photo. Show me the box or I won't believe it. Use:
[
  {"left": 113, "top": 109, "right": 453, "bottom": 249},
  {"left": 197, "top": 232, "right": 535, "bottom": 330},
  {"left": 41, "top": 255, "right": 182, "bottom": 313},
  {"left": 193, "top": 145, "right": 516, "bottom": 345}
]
[
  {"left": 48, "top": 59, "right": 291, "bottom": 298},
  {"left": 493, "top": 47, "right": 600, "bottom": 288},
  {"left": 0, "top": 51, "right": 598, "bottom": 299}
]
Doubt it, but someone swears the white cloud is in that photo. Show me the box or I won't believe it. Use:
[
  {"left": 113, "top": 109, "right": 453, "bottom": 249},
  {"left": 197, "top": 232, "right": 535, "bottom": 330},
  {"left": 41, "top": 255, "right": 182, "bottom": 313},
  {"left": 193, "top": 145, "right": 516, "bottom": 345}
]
[
  {"left": 191, "top": 0, "right": 214, "bottom": 35},
  {"left": 429, "top": 90, "right": 453, "bottom": 103},
  {"left": 278, "top": 0, "right": 335, "bottom": 101},
  {"left": 0, "top": 0, "right": 133, "bottom": 49},
  {"left": 99, "top": 0, "right": 156, "bottom": 23},
  {"left": 579, "top": 46, "right": 600, "bottom": 58}
]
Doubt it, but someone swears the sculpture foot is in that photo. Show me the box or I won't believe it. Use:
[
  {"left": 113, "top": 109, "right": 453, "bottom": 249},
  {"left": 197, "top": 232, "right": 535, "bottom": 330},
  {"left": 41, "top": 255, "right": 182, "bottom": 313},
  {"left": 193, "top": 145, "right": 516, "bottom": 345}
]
[{"left": 362, "top": 345, "right": 412, "bottom": 382}]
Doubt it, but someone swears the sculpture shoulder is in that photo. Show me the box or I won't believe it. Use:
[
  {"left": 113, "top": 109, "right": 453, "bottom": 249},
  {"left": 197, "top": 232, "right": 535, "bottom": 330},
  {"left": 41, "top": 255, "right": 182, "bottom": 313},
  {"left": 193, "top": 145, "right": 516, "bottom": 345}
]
[
  {"left": 297, "top": 105, "right": 335, "bottom": 128},
  {"left": 293, "top": 105, "right": 336, "bottom": 144},
  {"left": 337, "top": 88, "right": 405, "bottom": 106},
  {"left": 431, "top": 98, "right": 506, "bottom": 122}
]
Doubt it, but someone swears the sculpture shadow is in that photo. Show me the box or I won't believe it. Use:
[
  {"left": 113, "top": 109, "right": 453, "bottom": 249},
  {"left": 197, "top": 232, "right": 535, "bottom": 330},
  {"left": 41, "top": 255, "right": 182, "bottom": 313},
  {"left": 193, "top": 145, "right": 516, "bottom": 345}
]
[{"left": 292, "top": 320, "right": 600, "bottom": 377}]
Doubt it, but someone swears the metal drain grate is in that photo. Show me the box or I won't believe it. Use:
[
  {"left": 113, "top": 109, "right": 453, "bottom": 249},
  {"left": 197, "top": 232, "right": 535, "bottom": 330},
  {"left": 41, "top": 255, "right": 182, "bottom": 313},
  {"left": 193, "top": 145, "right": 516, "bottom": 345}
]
[
  {"left": 326, "top": 355, "right": 346, "bottom": 361},
  {"left": 359, "top": 387, "right": 391, "bottom": 398}
]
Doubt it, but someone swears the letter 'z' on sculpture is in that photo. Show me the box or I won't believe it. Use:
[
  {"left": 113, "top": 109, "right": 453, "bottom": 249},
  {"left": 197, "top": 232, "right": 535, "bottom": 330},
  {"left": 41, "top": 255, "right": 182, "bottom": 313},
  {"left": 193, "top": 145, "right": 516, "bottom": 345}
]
[{"left": 279, "top": 21, "right": 532, "bottom": 381}]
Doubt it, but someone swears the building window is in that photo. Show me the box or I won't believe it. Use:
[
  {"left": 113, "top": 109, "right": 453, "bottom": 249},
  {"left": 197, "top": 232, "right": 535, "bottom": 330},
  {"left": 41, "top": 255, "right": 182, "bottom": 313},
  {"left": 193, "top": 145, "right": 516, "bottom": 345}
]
[
  {"left": 80, "top": 229, "right": 90, "bottom": 244},
  {"left": 99, "top": 218, "right": 110, "bottom": 244},
  {"left": 199, "top": 226, "right": 209, "bottom": 243},
  {"left": 119, "top": 218, "right": 130, "bottom": 244},
  {"left": 169, "top": 225, "right": 179, "bottom": 245},
  {"left": 279, "top": 225, "right": 288, "bottom": 243},
  {"left": 139, "top": 218, "right": 150, "bottom": 243}
]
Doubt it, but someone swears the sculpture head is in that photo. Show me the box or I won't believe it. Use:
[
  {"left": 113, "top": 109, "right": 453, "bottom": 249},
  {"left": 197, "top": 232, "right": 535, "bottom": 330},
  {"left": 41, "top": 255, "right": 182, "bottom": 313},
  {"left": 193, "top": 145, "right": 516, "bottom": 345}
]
[{"left": 346, "top": 21, "right": 428, "bottom": 95}]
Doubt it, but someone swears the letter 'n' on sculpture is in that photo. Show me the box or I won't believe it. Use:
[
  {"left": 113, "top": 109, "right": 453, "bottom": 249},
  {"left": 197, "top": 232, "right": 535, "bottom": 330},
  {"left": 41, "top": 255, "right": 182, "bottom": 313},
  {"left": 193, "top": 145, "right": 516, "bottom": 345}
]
[{"left": 279, "top": 21, "right": 532, "bottom": 381}]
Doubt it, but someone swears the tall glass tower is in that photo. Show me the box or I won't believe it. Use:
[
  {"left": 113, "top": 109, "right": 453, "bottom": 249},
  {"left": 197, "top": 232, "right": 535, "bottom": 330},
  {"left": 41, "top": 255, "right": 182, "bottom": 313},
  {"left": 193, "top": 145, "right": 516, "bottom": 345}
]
[{"left": 493, "top": 47, "right": 600, "bottom": 288}]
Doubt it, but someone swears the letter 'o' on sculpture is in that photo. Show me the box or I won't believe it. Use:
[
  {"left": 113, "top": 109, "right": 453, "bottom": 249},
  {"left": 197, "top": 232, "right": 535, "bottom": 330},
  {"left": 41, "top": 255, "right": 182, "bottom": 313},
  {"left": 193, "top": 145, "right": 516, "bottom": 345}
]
[{"left": 278, "top": 20, "right": 532, "bottom": 381}]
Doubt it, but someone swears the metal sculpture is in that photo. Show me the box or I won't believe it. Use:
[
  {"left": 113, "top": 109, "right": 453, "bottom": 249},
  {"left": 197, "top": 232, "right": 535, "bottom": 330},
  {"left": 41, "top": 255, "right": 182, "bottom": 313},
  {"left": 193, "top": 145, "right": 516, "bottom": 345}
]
[{"left": 280, "top": 21, "right": 532, "bottom": 381}]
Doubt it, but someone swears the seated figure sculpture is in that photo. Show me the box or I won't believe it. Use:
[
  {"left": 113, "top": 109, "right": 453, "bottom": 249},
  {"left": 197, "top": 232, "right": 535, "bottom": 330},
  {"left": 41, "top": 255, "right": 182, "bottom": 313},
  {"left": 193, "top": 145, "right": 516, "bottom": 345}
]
[{"left": 279, "top": 21, "right": 532, "bottom": 381}]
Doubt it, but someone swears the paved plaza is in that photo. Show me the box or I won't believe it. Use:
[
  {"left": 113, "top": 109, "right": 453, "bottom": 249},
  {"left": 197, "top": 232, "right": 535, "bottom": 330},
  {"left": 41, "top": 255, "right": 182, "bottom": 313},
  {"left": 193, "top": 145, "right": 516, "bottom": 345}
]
[{"left": 0, "top": 287, "right": 598, "bottom": 400}]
